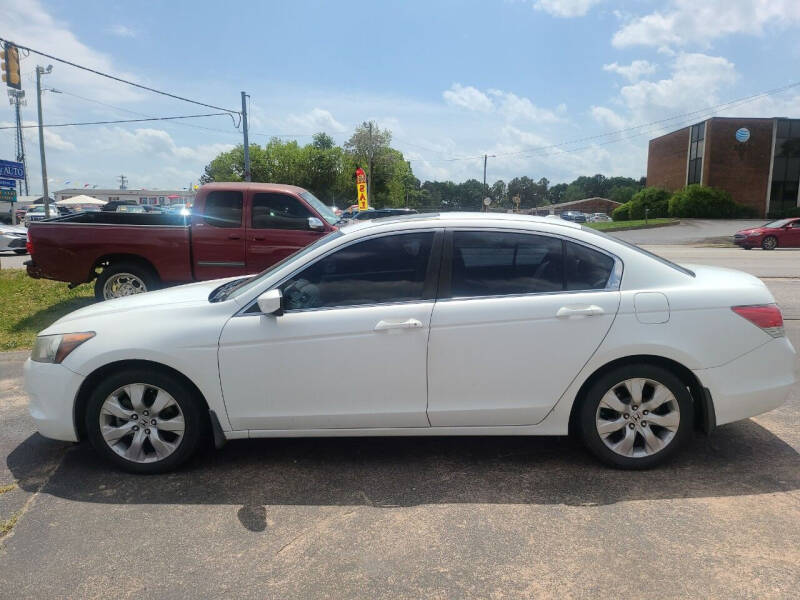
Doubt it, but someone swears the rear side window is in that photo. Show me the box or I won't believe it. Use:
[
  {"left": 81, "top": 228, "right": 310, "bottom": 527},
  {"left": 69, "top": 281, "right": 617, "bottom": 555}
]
[
  {"left": 251, "top": 193, "right": 312, "bottom": 230},
  {"left": 280, "top": 232, "right": 434, "bottom": 310},
  {"left": 451, "top": 231, "right": 563, "bottom": 297},
  {"left": 565, "top": 241, "right": 615, "bottom": 290},
  {"left": 203, "top": 191, "right": 242, "bottom": 228}
]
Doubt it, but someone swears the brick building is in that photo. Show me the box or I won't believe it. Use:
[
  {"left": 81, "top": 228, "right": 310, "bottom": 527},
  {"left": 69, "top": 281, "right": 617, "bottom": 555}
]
[{"left": 646, "top": 117, "right": 800, "bottom": 217}]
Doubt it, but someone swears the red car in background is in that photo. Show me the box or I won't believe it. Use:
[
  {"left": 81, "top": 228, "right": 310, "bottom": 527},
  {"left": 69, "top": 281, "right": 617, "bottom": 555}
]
[{"left": 734, "top": 217, "right": 800, "bottom": 250}]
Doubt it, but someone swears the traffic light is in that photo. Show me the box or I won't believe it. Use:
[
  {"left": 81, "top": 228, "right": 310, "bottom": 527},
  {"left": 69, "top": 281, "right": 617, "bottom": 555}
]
[{"left": 1, "top": 43, "right": 21, "bottom": 90}]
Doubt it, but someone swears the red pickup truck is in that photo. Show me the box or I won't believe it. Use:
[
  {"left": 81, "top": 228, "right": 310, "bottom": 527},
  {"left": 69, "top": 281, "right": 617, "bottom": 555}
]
[{"left": 26, "top": 182, "right": 339, "bottom": 300}]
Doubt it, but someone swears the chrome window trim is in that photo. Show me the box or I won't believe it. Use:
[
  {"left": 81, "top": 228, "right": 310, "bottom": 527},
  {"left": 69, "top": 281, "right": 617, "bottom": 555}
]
[
  {"left": 235, "top": 227, "right": 443, "bottom": 317},
  {"left": 444, "top": 226, "right": 624, "bottom": 300}
]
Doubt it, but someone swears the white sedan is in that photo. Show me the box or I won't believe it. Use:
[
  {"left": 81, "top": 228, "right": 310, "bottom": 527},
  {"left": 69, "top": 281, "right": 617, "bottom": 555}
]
[
  {"left": 25, "top": 213, "right": 797, "bottom": 473},
  {"left": 0, "top": 223, "right": 27, "bottom": 254}
]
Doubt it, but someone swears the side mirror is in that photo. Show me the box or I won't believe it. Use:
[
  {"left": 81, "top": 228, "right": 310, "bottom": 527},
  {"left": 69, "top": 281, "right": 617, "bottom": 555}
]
[
  {"left": 256, "top": 289, "right": 283, "bottom": 316},
  {"left": 307, "top": 216, "right": 325, "bottom": 231}
]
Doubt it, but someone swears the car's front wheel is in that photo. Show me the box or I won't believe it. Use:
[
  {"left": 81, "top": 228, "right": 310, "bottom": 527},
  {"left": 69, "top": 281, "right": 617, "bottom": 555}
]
[
  {"left": 85, "top": 368, "right": 205, "bottom": 473},
  {"left": 762, "top": 236, "right": 778, "bottom": 250},
  {"left": 577, "top": 364, "right": 693, "bottom": 469}
]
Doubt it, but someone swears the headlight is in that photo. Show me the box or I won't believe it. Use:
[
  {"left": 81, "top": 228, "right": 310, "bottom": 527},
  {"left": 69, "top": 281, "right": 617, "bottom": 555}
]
[
  {"left": 748, "top": 232, "right": 761, "bottom": 237},
  {"left": 31, "top": 332, "right": 95, "bottom": 364}
]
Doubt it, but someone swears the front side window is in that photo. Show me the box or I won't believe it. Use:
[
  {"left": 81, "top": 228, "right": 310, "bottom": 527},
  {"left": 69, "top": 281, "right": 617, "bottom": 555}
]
[
  {"left": 252, "top": 193, "right": 312, "bottom": 230},
  {"left": 280, "top": 232, "right": 434, "bottom": 310},
  {"left": 203, "top": 191, "right": 243, "bottom": 228},
  {"left": 451, "top": 231, "right": 563, "bottom": 297}
]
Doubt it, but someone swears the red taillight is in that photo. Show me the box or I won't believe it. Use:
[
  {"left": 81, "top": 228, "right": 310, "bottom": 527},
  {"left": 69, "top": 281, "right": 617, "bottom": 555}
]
[
  {"left": 732, "top": 304, "right": 784, "bottom": 338},
  {"left": 26, "top": 232, "right": 33, "bottom": 255}
]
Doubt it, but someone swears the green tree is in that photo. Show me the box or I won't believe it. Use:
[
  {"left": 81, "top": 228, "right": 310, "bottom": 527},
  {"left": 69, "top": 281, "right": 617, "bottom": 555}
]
[{"left": 344, "top": 121, "right": 392, "bottom": 202}]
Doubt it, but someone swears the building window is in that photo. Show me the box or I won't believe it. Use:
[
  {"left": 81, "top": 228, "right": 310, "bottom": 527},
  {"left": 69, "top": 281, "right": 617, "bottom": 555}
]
[
  {"left": 687, "top": 122, "right": 705, "bottom": 185},
  {"left": 769, "top": 119, "right": 800, "bottom": 215},
  {"left": 139, "top": 197, "right": 147, "bottom": 204},
  {"left": 108, "top": 196, "right": 119, "bottom": 202}
]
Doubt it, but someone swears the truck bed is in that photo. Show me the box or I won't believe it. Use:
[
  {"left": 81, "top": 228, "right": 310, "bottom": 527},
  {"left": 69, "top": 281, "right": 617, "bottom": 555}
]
[{"left": 26, "top": 211, "right": 194, "bottom": 285}]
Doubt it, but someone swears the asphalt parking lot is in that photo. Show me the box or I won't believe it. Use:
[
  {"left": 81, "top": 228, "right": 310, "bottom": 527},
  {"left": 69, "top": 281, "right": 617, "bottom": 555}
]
[{"left": 2, "top": 242, "right": 799, "bottom": 598}]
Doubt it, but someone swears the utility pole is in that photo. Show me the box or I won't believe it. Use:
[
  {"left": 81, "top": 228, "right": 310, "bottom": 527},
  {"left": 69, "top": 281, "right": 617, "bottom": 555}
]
[
  {"left": 241, "top": 91, "right": 251, "bottom": 182},
  {"left": 483, "top": 154, "right": 496, "bottom": 212},
  {"left": 118, "top": 174, "right": 127, "bottom": 190},
  {"left": 367, "top": 121, "right": 373, "bottom": 203},
  {"left": 36, "top": 65, "right": 53, "bottom": 218}
]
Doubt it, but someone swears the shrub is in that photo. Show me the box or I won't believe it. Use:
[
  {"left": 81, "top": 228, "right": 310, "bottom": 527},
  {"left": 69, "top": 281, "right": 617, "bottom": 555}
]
[
  {"left": 668, "top": 185, "right": 751, "bottom": 218},
  {"left": 628, "top": 187, "right": 671, "bottom": 219},
  {"left": 611, "top": 202, "right": 631, "bottom": 221},
  {"left": 767, "top": 206, "right": 800, "bottom": 219}
]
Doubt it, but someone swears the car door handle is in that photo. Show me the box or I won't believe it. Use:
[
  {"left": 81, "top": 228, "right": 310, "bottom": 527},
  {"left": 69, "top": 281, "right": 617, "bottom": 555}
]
[
  {"left": 556, "top": 305, "right": 604, "bottom": 318},
  {"left": 252, "top": 236, "right": 265, "bottom": 241},
  {"left": 374, "top": 318, "right": 423, "bottom": 331},
  {"left": 228, "top": 234, "right": 241, "bottom": 240}
]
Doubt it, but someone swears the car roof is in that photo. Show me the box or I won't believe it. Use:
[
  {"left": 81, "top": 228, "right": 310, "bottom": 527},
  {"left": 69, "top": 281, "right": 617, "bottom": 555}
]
[{"left": 338, "top": 211, "right": 583, "bottom": 234}]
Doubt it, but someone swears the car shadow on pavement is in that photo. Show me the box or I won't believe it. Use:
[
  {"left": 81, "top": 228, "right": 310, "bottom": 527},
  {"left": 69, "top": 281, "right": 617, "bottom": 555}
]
[{"left": 8, "top": 419, "right": 800, "bottom": 531}]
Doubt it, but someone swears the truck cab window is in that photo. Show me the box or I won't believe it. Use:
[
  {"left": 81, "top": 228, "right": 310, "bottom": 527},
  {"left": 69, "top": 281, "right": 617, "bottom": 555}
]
[
  {"left": 251, "top": 193, "right": 312, "bottom": 230},
  {"left": 203, "top": 191, "right": 243, "bottom": 228}
]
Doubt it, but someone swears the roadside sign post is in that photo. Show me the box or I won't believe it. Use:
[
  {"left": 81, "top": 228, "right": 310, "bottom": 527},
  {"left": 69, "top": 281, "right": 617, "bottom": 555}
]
[
  {"left": 0, "top": 160, "right": 24, "bottom": 224},
  {"left": 356, "top": 167, "right": 369, "bottom": 211}
]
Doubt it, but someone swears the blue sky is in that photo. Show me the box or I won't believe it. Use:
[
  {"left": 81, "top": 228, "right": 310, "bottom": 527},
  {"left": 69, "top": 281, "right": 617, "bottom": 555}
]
[{"left": 3, "top": 0, "right": 800, "bottom": 194}]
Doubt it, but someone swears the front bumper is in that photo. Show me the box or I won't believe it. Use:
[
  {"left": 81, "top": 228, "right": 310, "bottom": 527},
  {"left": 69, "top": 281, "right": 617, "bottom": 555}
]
[
  {"left": 733, "top": 234, "right": 759, "bottom": 247},
  {"left": 694, "top": 337, "right": 798, "bottom": 426},
  {"left": 24, "top": 358, "right": 85, "bottom": 442}
]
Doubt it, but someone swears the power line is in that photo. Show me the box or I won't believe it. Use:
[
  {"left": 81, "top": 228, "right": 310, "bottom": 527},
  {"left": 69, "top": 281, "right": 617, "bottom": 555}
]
[
  {"left": 0, "top": 36, "right": 241, "bottom": 119},
  {"left": 0, "top": 113, "right": 232, "bottom": 129}
]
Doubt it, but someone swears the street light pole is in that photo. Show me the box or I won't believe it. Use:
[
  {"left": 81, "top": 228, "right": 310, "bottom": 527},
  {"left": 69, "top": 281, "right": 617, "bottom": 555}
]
[{"left": 36, "top": 65, "right": 53, "bottom": 218}]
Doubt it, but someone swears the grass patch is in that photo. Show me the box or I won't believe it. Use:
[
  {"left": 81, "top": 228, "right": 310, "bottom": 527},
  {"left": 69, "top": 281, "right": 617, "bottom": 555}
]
[
  {"left": 0, "top": 270, "right": 95, "bottom": 351},
  {"left": 0, "top": 511, "right": 21, "bottom": 537},
  {"left": 0, "top": 482, "right": 17, "bottom": 495},
  {"left": 586, "top": 218, "right": 678, "bottom": 231}
]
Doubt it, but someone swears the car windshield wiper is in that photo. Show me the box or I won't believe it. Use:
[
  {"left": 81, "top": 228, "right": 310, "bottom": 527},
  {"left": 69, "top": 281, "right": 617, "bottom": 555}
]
[{"left": 208, "top": 277, "right": 251, "bottom": 303}]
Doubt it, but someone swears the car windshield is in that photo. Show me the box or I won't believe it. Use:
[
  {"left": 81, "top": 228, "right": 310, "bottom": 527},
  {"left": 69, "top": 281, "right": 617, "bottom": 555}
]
[
  {"left": 300, "top": 190, "right": 338, "bottom": 225},
  {"left": 211, "top": 230, "right": 343, "bottom": 302},
  {"left": 763, "top": 218, "right": 793, "bottom": 228}
]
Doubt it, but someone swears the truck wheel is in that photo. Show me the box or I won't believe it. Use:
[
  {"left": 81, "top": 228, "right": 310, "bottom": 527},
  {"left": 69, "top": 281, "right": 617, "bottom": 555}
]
[{"left": 95, "top": 262, "right": 159, "bottom": 300}]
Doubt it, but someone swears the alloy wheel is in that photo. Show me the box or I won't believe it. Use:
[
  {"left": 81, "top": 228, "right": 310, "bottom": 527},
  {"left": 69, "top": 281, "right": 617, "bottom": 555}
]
[
  {"left": 103, "top": 273, "right": 147, "bottom": 299},
  {"left": 595, "top": 378, "right": 680, "bottom": 458},
  {"left": 99, "top": 383, "right": 185, "bottom": 463}
]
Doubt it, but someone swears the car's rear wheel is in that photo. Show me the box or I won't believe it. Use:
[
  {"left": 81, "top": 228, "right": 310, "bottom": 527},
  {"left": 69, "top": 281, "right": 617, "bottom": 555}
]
[
  {"left": 577, "top": 364, "right": 693, "bottom": 469},
  {"left": 762, "top": 236, "right": 778, "bottom": 250},
  {"left": 85, "top": 368, "right": 204, "bottom": 473},
  {"left": 94, "top": 262, "right": 159, "bottom": 300}
]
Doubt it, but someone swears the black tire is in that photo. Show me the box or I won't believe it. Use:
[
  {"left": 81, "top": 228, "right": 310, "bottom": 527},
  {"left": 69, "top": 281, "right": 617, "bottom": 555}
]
[
  {"left": 85, "top": 368, "right": 205, "bottom": 474},
  {"left": 577, "top": 363, "right": 693, "bottom": 469},
  {"left": 14, "top": 249, "right": 27, "bottom": 254},
  {"left": 742, "top": 246, "right": 752, "bottom": 250},
  {"left": 94, "top": 262, "right": 159, "bottom": 301},
  {"left": 761, "top": 236, "right": 778, "bottom": 251}
]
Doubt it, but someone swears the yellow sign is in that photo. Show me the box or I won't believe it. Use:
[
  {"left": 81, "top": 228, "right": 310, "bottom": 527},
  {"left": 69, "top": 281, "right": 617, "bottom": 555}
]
[
  {"left": 357, "top": 182, "right": 369, "bottom": 211},
  {"left": 355, "top": 167, "right": 368, "bottom": 210}
]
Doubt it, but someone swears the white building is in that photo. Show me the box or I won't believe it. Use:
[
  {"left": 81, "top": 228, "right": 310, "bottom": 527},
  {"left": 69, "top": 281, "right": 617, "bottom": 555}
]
[{"left": 54, "top": 188, "right": 196, "bottom": 206}]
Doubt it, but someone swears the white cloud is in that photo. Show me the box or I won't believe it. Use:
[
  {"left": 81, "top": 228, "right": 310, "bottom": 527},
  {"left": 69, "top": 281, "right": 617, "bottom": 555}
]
[
  {"left": 534, "top": 0, "right": 601, "bottom": 18},
  {"left": 613, "top": 0, "right": 800, "bottom": 49},
  {"left": 602, "top": 60, "right": 657, "bottom": 82},
  {"left": 590, "top": 106, "right": 627, "bottom": 130},
  {"left": 109, "top": 24, "right": 136, "bottom": 38},
  {"left": 442, "top": 84, "right": 494, "bottom": 112},
  {"left": 616, "top": 53, "right": 737, "bottom": 120},
  {"left": 488, "top": 90, "right": 563, "bottom": 123},
  {"left": 6, "top": 0, "right": 143, "bottom": 104},
  {"left": 443, "top": 84, "right": 562, "bottom": 123},
  {"left": 286, "top": 108, "right": 346, "bottom": 133}
]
